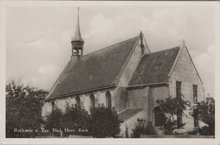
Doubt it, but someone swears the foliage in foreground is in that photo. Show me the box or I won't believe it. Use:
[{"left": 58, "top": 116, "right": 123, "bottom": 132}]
[
  {"left": 6, "top": 80, "right": 120, "bottom": 138},
  {"left": 191, "top": 97, "right": 215, "bottom": 135},
  {"left": 133, "top": 122, "right": 157, "bottom": 138},
  {"left": 44, "top": 104, "right": 121, "bottom": 138},
  {"left": 156, "top": 96, "right": 190, "bottom": 134},
  {"left": 90, "top": 105, "right": 120, "bottom": 138},
  {"left": 156, "top": 95, "right": 215, "bottom": 136},
  {"left": 44, "top": 104, "right": 91, "bottom": 136},
  {"left": 6, "top": 80, "right": 48, "bottom": 138}
]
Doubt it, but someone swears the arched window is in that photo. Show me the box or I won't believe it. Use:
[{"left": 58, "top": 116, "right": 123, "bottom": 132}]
[
  {"left": 51, "top": 101, "right": 55, "bottom": 112},
  {"left": 76, "top": 96, "right": 80, "bottom": 107},
  {"left": 106, "top": 91, "right": 112, "bottom": 108},
  {"left": 90, "top": 93, "right": 95, "bottom": 108}
]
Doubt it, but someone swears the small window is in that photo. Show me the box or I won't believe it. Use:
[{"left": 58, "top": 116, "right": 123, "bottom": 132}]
[
  {"left": 106, "top": 91, "right": 112, "bottom": 108},
  {"left": 51, "top": 101, "right": 55, "bottom": 112},
  {"left": 90, "top": 93, "right": 95, "bottom": 108}
]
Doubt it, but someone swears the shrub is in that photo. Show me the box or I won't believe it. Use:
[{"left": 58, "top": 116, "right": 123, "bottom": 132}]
[
  {"left": 44, "top": 104, "right": 91, "bottom": 137},
  {"left": 44, "top": 107, "right": 64, "bottom": 136},
  {"left": 90, "top": 105, "right": 120, "bottom": 138},
  {"left": 43, "top": 104, "right": 121, "bottom": 138},
  {"left": 133, "top": 122, "right": 157, "bottom": 138},
  {"left": 191, "top": 97, "right": 215, "bottom": 135}
]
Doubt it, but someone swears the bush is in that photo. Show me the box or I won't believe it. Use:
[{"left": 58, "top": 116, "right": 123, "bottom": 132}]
[
  {"left": 90, "top": 105, "right": 120, "bottom": 138},
  {"left": 44, "top": 104, "right": 91, "bottom": 137},
  {"left": 191, "top": 97, "right": 215, "bottom": 135},
  {"left": 43, "top": 104, "right": 121, "bottom": 138},
  {"left": 62, "top": 104, "right": 91, "bottom": 136}
]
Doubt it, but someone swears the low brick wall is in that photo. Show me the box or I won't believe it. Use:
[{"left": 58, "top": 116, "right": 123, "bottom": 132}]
[{"left": 69, "top": 135, "right": 93, "bottom": 138}]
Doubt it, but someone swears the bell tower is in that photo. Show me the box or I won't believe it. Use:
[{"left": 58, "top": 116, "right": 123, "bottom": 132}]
[{"left": 71, "top": 7, "right": 84, "bottom": 56}]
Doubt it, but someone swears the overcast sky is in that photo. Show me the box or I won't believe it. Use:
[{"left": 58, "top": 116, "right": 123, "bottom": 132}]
[{"left": 6, "top": 2, "right": 215, "bottom": 97}]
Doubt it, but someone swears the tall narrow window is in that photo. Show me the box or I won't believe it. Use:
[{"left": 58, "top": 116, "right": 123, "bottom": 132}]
[
  {"left": 76, "top": 96, "right": 81, "bottom": 107},
  {"left": 193, "top": 84, "right": 199, "bottom": 127},
  {"left": 176, "top": 81, "right": 181, "bottom": 98},
  {"left": 106, "top": 91, "right": 112, "bottom": 108},
  {"left": 176, "top": 81, "right": 182, "bottom": 128},
  {"left": 51, "top": 101, "right": 55, "bottom": 112},
  {"left": 193, "top": 85, "right": 198, "bottom": 103},
  {"left": 154, "top": 107, "right": 165, "bottom": 126},
  {"left": 90, "top": 93, "right": 95, "bottom": 108}
]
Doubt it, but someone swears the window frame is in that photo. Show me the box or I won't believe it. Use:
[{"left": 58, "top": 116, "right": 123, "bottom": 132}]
[{"left": 90, "top": 93, "right": 95, "bottom": 108}]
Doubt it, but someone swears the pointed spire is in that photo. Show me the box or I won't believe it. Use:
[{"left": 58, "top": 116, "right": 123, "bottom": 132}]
[
  {"left": 71, "top": 7, "right": 84, "bottom": 56},
  {"left": 72, "top": 7, "right": 84, "bottom": 42}
]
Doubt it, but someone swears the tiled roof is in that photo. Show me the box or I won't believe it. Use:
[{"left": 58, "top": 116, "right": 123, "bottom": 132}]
[
  {"left": 118, "top": 108, "right": 143, "bottom": 121},
  {"left": 129, "top": 47, "right": 180, "bottom": 86},
  {"left": 46, "top": 36, "right": 138, "bottom": 101}
]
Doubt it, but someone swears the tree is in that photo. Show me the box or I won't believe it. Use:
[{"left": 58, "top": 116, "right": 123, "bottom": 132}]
[
  {"left": 156, "top": 95, "right": 190, "bottom": 134},
  {"left": 191, "top": 97, "right": 215, "bottom": 135},
  {"left": 62, "top": 104, "right": 91, "bottom": 136},
  {"left": 90, "top": 105, "right": 120, "bottom": 138},
  {"left": 6, "top": 80, "right": 48, "bottom": 138}
]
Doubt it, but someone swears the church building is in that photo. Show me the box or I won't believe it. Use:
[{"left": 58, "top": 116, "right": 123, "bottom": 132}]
[{"left": 43, "top": 10, "right": 205, "bottom": 137}]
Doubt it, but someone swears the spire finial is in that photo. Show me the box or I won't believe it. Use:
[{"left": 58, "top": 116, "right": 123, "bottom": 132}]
[
  {"left": 77, "top": 6, "right": 80, "bottom": 21},
  {"left": 72, "top": 7, "right": 83, "bottom": 42},
  {"left": 182, "top": 39, "right": 186, "bottom": 48}
]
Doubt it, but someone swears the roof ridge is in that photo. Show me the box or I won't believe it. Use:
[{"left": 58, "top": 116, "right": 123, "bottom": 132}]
[
  {"left": 82, "top": 36, "right": 138, "bottom": 57},
  {"left": 144, "top": 46, "right": 180, "bottom": 56}
]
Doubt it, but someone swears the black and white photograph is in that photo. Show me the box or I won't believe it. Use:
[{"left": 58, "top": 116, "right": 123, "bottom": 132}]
[{"left": 1, "top": 1, "right": 219, "bottom": 141}]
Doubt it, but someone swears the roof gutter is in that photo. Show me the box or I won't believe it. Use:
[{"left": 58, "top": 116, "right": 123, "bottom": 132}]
[{"left": 127, "top": 82, "right": 169, "bottom": 89}]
